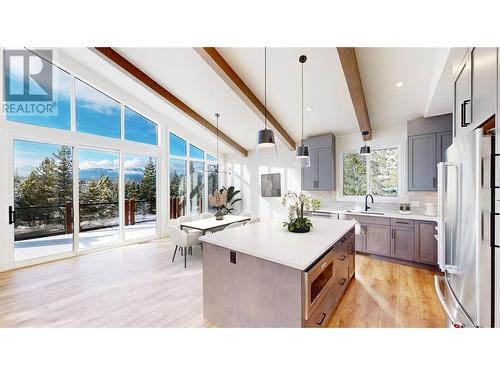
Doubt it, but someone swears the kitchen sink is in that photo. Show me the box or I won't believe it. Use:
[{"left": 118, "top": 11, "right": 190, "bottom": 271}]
[{"left": 346, "top": 210, "right": 385, "bottom": 215}]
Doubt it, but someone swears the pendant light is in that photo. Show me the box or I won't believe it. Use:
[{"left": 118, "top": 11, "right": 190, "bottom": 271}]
[
  {"left": 359, "top": 130, "right": 371, "bottom": 155},
  {"left": 256, "top": 47, "right": 276, "bottom": 157},
  {"left": 296, "top": 55, "right": 310, "bottom": 168},
  {"left": 205, "top": 113, "right": 231, "bottom": 174}
]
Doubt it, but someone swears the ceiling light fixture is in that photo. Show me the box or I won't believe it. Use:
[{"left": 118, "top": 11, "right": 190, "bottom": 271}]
[
  {"left": 359, "top": 130, "right": 371, "bottom": 155},
  {"left": 205, "top": 113, "right": 231, "bottom": 174},
  {"left": 296, "top": 55, "right": 311, "bottom": 168},
  {"left": 306, "top": 107, "right": 312, "bottom": 112},
  {"left": 395, "top": 81, "right": 404, "bottom": 88},
  {"left": 256, "top": 47, "right": 276, "bottom": 157}
]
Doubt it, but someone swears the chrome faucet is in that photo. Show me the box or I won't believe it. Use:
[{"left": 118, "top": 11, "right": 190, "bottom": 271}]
[{"left": 364, "top": 194, "right": 374, "bottom": 211}]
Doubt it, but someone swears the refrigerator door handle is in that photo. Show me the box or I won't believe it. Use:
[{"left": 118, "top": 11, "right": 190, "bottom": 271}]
[
  {"left": 435, "top": 275, "right": 477, "bottom": 328},
  {"left": 434, "top": 275, "right": 463, "bottom": 327},
  {"left": 438, "top": 162, "right": 458, "bottom": 272}
]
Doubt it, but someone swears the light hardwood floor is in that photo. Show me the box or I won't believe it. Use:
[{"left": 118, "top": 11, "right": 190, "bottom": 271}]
[
  {"left": 0, "top": 238, "right": 446, "bottom": 328},
  {"left": 328, "top": 254, "right": 447, "bottom": 328}
]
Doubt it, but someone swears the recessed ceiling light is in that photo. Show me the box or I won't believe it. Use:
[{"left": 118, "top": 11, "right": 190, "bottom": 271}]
[
  {"left": 395, "top": 81, "right": 404, "bottom": 88},
  {"left": 306, "top": 107, "right": 312, "bottom": 112}
]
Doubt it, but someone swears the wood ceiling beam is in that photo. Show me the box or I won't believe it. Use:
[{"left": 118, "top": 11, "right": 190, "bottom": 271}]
[
  {"left": 92, "top": 47, "right": 248, "bottom": 157},
  {"left": 337, "top": 48, "right": 372, "bottom": 141},
  {"left": 194, "top": 47, "right": 296, "bottom": 150}
]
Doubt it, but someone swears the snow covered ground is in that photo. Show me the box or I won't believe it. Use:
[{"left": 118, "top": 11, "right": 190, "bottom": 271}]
[{"left": 14, "top": 221, "right": 157, "bottom": 262}]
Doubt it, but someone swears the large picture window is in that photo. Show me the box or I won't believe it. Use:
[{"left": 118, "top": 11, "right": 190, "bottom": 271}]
[
  {"left": 169, "top": 132, "right": 217, "bottom": 218},
  {"left": 342, "top": 147, "right": 399, "bottom": 198},
  {"left": 75, "top": 79, "right": 121, "bottom": 139},
  {"left": 124, "top": 107, "right": 157, "bottom": 145}
]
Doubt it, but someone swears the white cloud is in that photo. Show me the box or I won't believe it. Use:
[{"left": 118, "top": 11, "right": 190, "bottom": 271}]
[
  {"left": 79, "top": 159, "right": 119, "bottom": 170},
  {"left": 76, "top": 80, "right": 119, "bottom": 115},
  {"left": 124, "top": 157, "right": 146, "bottom": 170}
]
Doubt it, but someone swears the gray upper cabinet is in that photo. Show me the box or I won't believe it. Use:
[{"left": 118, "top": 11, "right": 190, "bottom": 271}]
[
  {"left": 454, "top": 50, "right": 472, "bottom": 138},
  {"left": 407, "top": 114, "right": 452, "bottom": 191},
  {"left": 301, "top": 134, "right": 335, "bottom": 191},
  {"left": 437, "top": 131, "right": 452, "bottom": 164},
  {"left": 454, "top": 47, "right": 497, "bottom": 139},
  {"left": 408, "top": 133, "right": 437, "bottom": 191},
  {"left": 471, "top": 48, "right": 497, "bottom": 127}
]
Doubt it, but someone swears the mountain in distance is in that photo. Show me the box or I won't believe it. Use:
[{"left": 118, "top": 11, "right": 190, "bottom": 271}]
[{"left": 79, "top": 168, "right": 144, "bottom": 181}]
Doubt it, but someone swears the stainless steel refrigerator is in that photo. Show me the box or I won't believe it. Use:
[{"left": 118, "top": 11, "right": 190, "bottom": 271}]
[{"left": 435, "top": 127, "right": 496, "bottom": 328}]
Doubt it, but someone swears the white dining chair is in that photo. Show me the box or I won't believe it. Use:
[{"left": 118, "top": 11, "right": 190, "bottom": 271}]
[
  {"left": 224, "top": 222, "right": 243, "bottom": 230},
  {"left": 240, "top": 210, "right": 253, "bottom": 218},
  {"left": 169, "top": 224, "right": 201, "bottom": 268},
  {"left": 200, "top": 212, "right": 215, "bottom": 219},
  {"left": 246, "top": 217, "right": 260, "bottom": 224}
]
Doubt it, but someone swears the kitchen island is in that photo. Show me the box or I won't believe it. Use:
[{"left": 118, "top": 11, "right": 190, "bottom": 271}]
[{"left": 199, "top": 218, "right": 356, "bottom": 327}]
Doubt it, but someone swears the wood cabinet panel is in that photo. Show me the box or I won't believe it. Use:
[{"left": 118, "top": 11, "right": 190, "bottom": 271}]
[
  {"left": 437, "top": 131, "right": 452, "bottom": 163},
  {"left": 391, "top": 227, "right": 415, "bottom": 261},
  {"left": 301, "top": 134, "right": 335, "bottom": 191}
]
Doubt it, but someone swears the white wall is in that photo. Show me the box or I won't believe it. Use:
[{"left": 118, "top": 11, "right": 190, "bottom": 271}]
[
  {"left": 224, "top": 141, "right": 299, "bottom": 221},
  {"left": 224, "top": 125, "right": 437, "bottom": 220}
]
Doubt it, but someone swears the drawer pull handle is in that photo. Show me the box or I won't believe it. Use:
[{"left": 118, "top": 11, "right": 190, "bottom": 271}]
[
  {"left": 339, "top": 278, "right": 347, "bottom": 286},
  {"left": 317, "top": 312, "right": 327, "bottom": 326},
  {"left": 320, "top": 262, "right": 327, "bottom": 271},
  {"left": 395, "top": 221, "right": 409, "bottom": 224},
  {"left": 340, "top": 237, "right": 346, "bottom": 242},
  {"left": 338, "top": 255, "right": 347, "bottom": 261}
]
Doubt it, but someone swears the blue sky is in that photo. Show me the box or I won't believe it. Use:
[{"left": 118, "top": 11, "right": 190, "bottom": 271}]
[{"left": 14, "top": 140, "right": 63, "bottom": 177}]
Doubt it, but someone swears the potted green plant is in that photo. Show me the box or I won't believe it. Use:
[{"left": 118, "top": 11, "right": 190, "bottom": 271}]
[
  {"left": 281, "top": 191, "right": 313, "bottom": 233},
  {"left": 209, "top": 190, "right": 227, "bottom": 220},
  {"left": 220, "top": 186, "right": 241, "bottom": 214}
]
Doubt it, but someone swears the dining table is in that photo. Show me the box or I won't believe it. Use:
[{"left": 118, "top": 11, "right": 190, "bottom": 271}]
[{"left": 179, "top": 214, "right": 251, "bottom": 235}]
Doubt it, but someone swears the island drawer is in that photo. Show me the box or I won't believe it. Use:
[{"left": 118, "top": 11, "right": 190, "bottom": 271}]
[
  {"left": 304, "top": 286, "right": 334, "bottom": 328},
  {"left": 333, "top": 261, "right": 350, "bottom": 301},
  {"left": 333, "top": 250, "right": 349, "bottom": 273}
]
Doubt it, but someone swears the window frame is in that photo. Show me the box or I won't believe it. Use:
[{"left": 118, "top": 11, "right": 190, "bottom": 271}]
[
  {"left": 168, "top": 131, "right": 219, "bottom": 215},
  {"left": 338, "top": 144, "right": 402, "bottom": 202}
]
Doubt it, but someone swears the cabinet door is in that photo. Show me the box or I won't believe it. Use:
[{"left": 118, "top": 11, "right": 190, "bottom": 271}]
[
  {"left": 437, "top": 131, "right": 452, "bottom": 164},
  {"left": 364, "top": 224, "right": 391, "bottom": 256},
  {"left": 317, "top": 147, "right": 333, "bottom": 190},
  {"left": 454, "top": 51, "right": 472, "bottom": 138},
  {"left": 415, "top": 221, "right": 437, "bottom": 265},
  {"left": 391, "top": 227, "right": 415, "bottom": 261},
  {"left": 301, "top": 149, "right": 317, "bottom": 190},
  {"left": 472, "top": 47, "right": 497, "bottom": 127},
  {"left": 408, "top": 133, "right": 437, "bottom": 191}
]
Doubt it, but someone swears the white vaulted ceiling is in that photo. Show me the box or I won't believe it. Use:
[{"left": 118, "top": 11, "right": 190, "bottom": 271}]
[{"left": 59, "top": 47, "right": 464, "bottom": 156}]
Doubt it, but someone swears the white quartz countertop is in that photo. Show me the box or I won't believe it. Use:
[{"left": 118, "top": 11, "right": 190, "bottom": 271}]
[
  {"left": 340, "top": 210, "right": 438, "bottom": 222},
  {"left": 199, "top": 218, "right": 355, "bottom": 271},
  {"left": 312, "top": 208, "right": 438, "bottom": 222}
]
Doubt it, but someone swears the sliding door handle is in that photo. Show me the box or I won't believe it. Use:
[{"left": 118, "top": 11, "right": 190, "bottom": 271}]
[{"left": 8, "top": 206, "right": 15, "bottom": 225}]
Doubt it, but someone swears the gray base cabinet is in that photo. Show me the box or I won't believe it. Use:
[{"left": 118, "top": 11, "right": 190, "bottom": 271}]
[
  {"left": 415, "top": 221, "right": 438, "bottom": 265},
  {"left": 391, "top": 226, "right": 415, "bottom": 261},
  {"left": 364, "top": 224, "right": 391, "bottom": 256},
  {"left": 345, "top": 214, "right": 437, "bottom": 268}
]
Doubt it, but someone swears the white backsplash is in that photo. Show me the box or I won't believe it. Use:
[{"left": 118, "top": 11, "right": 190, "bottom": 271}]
[{"left": 309, "top": 191, "right": 437, "bottom": 216}]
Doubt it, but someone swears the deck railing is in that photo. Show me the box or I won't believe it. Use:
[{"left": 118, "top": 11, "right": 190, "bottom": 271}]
[{"left": 14, "top": 200, "right": 156, "bottom": 241}]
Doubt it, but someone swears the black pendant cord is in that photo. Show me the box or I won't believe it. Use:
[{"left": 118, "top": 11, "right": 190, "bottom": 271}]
[
  {"left": 301, "top": 59, "right": 304, "bottom": 146},
  {"left": 264, "top": 46, "right": 267, "bottom": 131}
]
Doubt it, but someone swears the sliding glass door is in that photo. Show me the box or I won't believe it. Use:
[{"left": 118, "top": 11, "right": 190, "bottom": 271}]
[
  {"left": 124, "top": 154, "right": 157, "bottom": 240},
  {"left": 12, "top": 140, "right": 74, "bottom": 262},
  {"left": 78, "top": 148, "right": 120, "bottom": 249}
]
